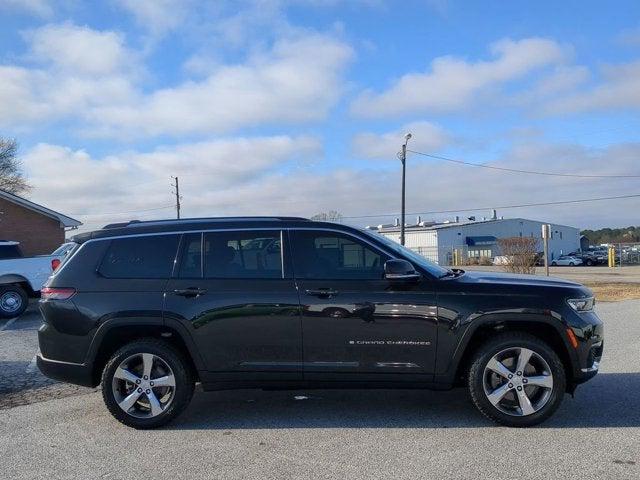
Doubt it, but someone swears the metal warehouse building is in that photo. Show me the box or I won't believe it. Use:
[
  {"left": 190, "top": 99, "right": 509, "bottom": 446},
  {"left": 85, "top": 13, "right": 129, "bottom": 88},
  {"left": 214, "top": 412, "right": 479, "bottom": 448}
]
[{"left": 376, "top": 214, "right": 580, "bottom": 266}]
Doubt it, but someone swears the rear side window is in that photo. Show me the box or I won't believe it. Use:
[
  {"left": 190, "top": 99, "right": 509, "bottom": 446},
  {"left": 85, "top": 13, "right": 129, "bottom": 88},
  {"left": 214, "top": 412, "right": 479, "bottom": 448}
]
[
  {"left": 203, "top": 230, "right": 283, "bottom": 279},
  {"left": 0, "top": 244, "right": 23, "bottom": 259},
  {"left": 99, "top": 235, "right": 180, "bottom": 279}
]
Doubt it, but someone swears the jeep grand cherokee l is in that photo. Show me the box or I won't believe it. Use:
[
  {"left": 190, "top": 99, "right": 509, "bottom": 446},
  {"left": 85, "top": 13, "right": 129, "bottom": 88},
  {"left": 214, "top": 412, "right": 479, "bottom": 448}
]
[{"left": 37, "top": 217, "right": 603, "bottom": 429}]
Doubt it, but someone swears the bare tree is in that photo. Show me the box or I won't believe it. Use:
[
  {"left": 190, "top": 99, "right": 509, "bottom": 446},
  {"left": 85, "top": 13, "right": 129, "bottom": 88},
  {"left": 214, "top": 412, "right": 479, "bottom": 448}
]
[
  {"left": 311, "top": 210, "right": 343, "bottom": 222},
  {"left": 0, "top": 138, "right": 30, "bottom": 195},
  {"left": 497, "top": 237, "right": 539, "bottom": 275}
]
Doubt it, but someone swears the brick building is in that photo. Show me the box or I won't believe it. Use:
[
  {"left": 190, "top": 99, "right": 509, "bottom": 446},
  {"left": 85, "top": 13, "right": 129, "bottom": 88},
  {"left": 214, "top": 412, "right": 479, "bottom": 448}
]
[{"left": 0, "top": 191, "right": 81, "bottom": 256}]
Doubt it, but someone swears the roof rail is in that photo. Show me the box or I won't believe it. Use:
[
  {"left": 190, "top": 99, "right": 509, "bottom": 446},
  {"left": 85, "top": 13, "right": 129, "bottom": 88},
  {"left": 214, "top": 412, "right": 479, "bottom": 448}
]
[{"left": 101, "top": 216, "right": 310, "bottom": 229}]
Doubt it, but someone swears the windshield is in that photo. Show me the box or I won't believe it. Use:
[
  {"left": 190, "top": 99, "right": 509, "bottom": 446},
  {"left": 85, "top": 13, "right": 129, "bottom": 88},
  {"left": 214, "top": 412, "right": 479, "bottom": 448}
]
[{"left": 361, "top": 230, "right": 451, "bottom": 278}]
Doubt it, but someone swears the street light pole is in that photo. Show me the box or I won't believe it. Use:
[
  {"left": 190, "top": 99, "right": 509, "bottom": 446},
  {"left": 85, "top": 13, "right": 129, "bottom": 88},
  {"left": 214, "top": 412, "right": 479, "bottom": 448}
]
[{"left": 399, "top": 133, "right": 412, "bottom": 246}]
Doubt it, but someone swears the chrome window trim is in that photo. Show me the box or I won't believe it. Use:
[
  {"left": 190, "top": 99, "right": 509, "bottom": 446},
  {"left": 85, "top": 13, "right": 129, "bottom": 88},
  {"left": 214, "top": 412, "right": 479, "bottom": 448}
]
[{"left": 58, "top": 226, "right": 404, "bottom": 280}]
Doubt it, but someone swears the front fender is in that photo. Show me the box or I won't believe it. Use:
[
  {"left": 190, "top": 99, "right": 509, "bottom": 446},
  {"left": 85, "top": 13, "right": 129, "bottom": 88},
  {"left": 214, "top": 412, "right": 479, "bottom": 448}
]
[{"left": 434, "top": 308, "right": 577, "bottom": 384}]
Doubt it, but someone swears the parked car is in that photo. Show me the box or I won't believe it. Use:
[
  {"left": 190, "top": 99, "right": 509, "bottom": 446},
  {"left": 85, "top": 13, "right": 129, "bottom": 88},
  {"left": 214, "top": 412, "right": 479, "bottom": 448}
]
[
  {"left": 38, "top": 217, "right": 603, "bottom": 428},
  {"left": 568, "top": 250, "right": 606, "bottom": 266},
  {"left": 0, "top": 241, "right": 76, "bottom": 317},
  {"left": 551, "top": 255, "right": 583, "bottom": 266}
]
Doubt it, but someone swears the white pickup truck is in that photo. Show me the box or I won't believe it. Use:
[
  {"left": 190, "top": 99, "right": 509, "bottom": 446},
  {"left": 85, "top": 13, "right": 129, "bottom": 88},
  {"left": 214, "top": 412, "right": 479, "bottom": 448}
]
[{"left": 0, "top": 241, "right": 75, "bottom": 318}]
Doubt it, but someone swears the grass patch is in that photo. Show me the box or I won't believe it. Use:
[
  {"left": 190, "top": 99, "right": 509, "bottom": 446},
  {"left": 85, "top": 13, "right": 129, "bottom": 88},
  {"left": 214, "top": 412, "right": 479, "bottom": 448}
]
[{"left": 583, "top": 282, "right": 640, "bottom": 302}]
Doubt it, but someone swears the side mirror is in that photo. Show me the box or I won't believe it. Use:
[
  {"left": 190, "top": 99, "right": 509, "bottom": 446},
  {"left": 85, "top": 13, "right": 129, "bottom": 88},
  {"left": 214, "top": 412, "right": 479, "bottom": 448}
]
[{"left": 384, "top": 259, "right": 420, "bottom": 282}]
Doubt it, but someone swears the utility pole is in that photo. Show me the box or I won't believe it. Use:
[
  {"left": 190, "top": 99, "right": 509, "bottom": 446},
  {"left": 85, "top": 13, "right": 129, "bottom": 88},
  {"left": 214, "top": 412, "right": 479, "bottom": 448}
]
[
  {"left": 171, "top": 176, "right": 181, "bottom": 219},
  {"left": 398, "top": 133, "right": 412, "bottom": 246}
]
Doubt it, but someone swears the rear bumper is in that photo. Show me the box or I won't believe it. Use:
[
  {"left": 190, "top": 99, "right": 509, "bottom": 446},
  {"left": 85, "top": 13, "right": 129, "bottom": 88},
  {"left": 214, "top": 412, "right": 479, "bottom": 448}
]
[{"left": 36, "top": 354, "right": 96, "bottom": 387}]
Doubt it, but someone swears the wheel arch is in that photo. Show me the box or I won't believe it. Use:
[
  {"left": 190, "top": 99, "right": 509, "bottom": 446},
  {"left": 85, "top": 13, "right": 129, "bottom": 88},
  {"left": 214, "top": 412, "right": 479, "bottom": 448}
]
[
  {"left": 88, "top": 319, "right": 205, "bottom": 387},
  {"left": 0, "top": 275, "right": 36, "bottom": 296},
  {"left": 448, "top": 316, "right": 576, "bottom": 390}
]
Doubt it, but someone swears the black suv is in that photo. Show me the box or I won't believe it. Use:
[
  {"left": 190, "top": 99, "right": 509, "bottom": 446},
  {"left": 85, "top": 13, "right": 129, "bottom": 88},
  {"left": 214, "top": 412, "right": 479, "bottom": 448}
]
[{"left": 37, "top": 217, "right": 603, "bottom": 428}]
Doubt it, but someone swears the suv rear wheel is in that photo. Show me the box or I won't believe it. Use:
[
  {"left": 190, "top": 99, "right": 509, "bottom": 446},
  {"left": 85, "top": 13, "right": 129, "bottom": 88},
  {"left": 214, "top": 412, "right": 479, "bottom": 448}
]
[
  {"left": 101, "top": 339, "right": 195, "bottom": 429},
  {"left": 468, "top": 333, "right": 566, "bottom": 427}
]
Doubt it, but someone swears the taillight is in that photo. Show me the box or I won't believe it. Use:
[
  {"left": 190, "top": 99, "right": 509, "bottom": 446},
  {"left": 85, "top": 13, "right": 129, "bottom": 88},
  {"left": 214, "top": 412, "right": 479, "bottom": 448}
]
[
  {"left": 51, "top": 259, "right": 61, "bottom": 271},
  {"left": 41, "top": 287, "right": 76, "bottom": 300}
]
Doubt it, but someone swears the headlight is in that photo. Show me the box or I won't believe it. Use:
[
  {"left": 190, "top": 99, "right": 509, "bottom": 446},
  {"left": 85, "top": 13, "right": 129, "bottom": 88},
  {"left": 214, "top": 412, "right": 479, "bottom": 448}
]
[{"left": 567, "top": 296, "right": 595, "bottom": 312}]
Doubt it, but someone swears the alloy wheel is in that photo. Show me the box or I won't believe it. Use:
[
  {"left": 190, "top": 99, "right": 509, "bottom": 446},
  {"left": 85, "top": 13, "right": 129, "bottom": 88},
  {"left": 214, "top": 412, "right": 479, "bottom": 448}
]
[
  {"left": 111, "top": 353, "right": 176, "bottom": 418},
  {"left": 483, "top": 347, "right": 554, "bottom": 417}
]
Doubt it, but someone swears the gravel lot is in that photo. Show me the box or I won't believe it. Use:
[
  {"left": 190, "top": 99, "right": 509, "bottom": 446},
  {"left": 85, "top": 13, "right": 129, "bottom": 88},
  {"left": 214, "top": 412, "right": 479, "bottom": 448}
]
[{"left": 0, "top": 301, "right": 638, "bottom": 479}]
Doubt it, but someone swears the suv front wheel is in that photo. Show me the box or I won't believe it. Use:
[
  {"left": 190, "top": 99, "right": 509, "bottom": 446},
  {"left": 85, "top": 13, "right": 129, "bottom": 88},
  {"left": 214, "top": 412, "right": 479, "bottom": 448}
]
[
  {"left": 101, "top": 339, "right": 195, "bottom": 429},
  {"left": 468, "top": 333, "right": 566, "bottom": 427}
]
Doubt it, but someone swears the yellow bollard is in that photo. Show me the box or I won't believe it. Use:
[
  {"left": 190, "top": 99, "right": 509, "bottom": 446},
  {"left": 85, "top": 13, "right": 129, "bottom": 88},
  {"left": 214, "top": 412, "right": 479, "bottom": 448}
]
[{"left": 608, "top": 246, "right": 616, "bottom": 268}]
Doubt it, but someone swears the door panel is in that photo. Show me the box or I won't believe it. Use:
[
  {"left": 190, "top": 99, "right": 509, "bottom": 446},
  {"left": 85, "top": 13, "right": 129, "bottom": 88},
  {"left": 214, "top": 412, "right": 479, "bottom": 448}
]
[
  {"left": 290, "top": 230, "right": 438, "bottom": 381},
  {"left": 163, "top": 231, "right": 302, "bottom": 381}
]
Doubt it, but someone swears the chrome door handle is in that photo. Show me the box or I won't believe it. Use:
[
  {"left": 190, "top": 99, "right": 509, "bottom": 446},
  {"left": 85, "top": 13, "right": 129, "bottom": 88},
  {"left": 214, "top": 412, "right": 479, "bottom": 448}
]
[
  {"left": 305, "top": 288, "right": 338, "bottom": 298},
  {"left": 173, "top": 288, "right": 206, "bottom": 298}
]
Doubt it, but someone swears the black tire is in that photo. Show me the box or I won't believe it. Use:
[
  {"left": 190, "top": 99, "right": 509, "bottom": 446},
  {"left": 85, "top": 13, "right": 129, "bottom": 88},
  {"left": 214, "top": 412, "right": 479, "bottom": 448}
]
[
  {"left": 468, "top": 332, "right": 566, "bottom": 427},
  {"left": 0, "top": 284, "right": 28, "bottom": 318},
  {"left": 569, "top": 262, "right": 575, "bottom": 266},
  {"left": 551, "top": 262, "right": 557, "bottom": 266},
  {"left": 586, "top": 259, "right": 594, "bottom": 266},
  {"left": 101, "top": 339, "right": 195, "bottom": 429}
]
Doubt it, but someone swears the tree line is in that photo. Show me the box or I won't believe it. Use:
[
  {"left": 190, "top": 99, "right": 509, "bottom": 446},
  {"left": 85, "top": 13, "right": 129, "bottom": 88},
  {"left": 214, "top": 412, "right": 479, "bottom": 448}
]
[{"left": 581, "top": 227, "right": 640, "bottom": 245}]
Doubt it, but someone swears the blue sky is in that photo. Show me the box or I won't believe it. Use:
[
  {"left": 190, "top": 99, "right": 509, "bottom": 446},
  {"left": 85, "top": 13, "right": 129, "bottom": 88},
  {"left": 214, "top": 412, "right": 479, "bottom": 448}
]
[{"left": 1, "top": 0, "right": 639, "bottom": 231}]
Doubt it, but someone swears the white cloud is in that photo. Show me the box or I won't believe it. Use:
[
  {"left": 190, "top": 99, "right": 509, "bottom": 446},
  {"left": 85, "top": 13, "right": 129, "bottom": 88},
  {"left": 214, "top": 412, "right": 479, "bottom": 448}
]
[
  {"left": 0, "top": 0, "right": 53, "bottom": 17},
  {"left": 26, "top": 23, "right": 133, "bottom": 75},
  {"left": 114, "top": 0, "right": 192, "bottom": 37},
  {"left": 22, "top": 135, "right": 321, "bottom": 229},
  {"left": 533, "top": 65, "right": 590, "bottom": 97},
  {"left": 543, "top": 60, "right": 640, "bottom": 115},
  {"left": 0, "top": 23, "right": 139, "bottom": 127},
  {"left": 351, "top": 37, "right": 567, "bottom": 118},
  {"left": 352, "top": 121, "right": 450, "bottom": 159},
  {"left": 89, "top": 33, "right": 353, "bottom": 137},
  {"left": 0, "top": 21, "right": 353, "bottom": 138}
]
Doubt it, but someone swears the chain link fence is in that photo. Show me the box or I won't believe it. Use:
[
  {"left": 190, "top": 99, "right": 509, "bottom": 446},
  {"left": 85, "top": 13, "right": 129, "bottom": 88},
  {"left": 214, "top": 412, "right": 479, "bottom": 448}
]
[{"left": 605, "top": 243, "right": 640, "bottom": 266}]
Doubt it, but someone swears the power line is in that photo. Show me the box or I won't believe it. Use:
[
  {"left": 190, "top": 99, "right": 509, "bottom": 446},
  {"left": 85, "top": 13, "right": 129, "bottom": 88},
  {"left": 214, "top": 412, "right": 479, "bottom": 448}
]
[
  {"left": 407, "top": 150, "right": 640, "bottom": 178},
  {"left": 342, "top": 193, "right": 640, "bottom": 220},
  {"left": 70, "top": 205, "right": 175, "bottom": 217}
]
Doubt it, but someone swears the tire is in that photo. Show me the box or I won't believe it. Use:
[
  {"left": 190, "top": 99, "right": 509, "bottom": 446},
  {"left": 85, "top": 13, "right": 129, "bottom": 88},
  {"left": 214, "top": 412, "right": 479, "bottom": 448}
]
[
  {"left": 101, "top": 339, "right": 195, "bottom": 429},
  {"left": 468, "top": 332, "right": 566, "bottom": 427},
  {"left": 551, "top": 262, "right": 557, "bottom": 266},
  {"left": 569, "top": 262, "right": 574, "bottom": 266},
  {"left": 0, "top": 285, "right": 28, "bottom": 318},
  {"left": 586, "top": 259, "right": 594, "bottom": 266}
]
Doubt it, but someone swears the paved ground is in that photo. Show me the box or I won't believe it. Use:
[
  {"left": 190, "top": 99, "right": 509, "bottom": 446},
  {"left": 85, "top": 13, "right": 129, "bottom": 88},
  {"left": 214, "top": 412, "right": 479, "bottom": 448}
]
[
  {"left": 465, "top": 264, "right": 640, "bottom": 284},
  {"left": 0, "top": 305, "right": 95, "bottom": 410},
  {"left": 0, "top": 301, "right": 638, "bottom": 479}
]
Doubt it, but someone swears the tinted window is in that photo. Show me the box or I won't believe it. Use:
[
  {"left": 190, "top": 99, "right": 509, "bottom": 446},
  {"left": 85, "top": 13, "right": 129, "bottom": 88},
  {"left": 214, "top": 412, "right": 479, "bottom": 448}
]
[
  {"left": 99, "top": 235, "right": 179, "bottom": 279},
  {"left": 292, "top": 230, "right": 387, "bottom": 280},
  {"left": 204, "top": 231, "right": 282, "bottom": 279},
  {"left": 0, "top": 244, "right": 23, "bottom": 259},
  {"left": 177, "top": 233, "right": 202, "bottom": 278}
]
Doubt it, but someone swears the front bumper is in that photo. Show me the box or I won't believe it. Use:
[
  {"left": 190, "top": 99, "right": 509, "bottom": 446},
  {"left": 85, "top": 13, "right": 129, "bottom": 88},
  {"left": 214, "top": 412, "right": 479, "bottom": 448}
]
[
  {"left": 36, "top": 354, "right": 95, "bottom": 387},
  {"left": 567, "top": 309, "right": 604, "bottom": 384}
]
